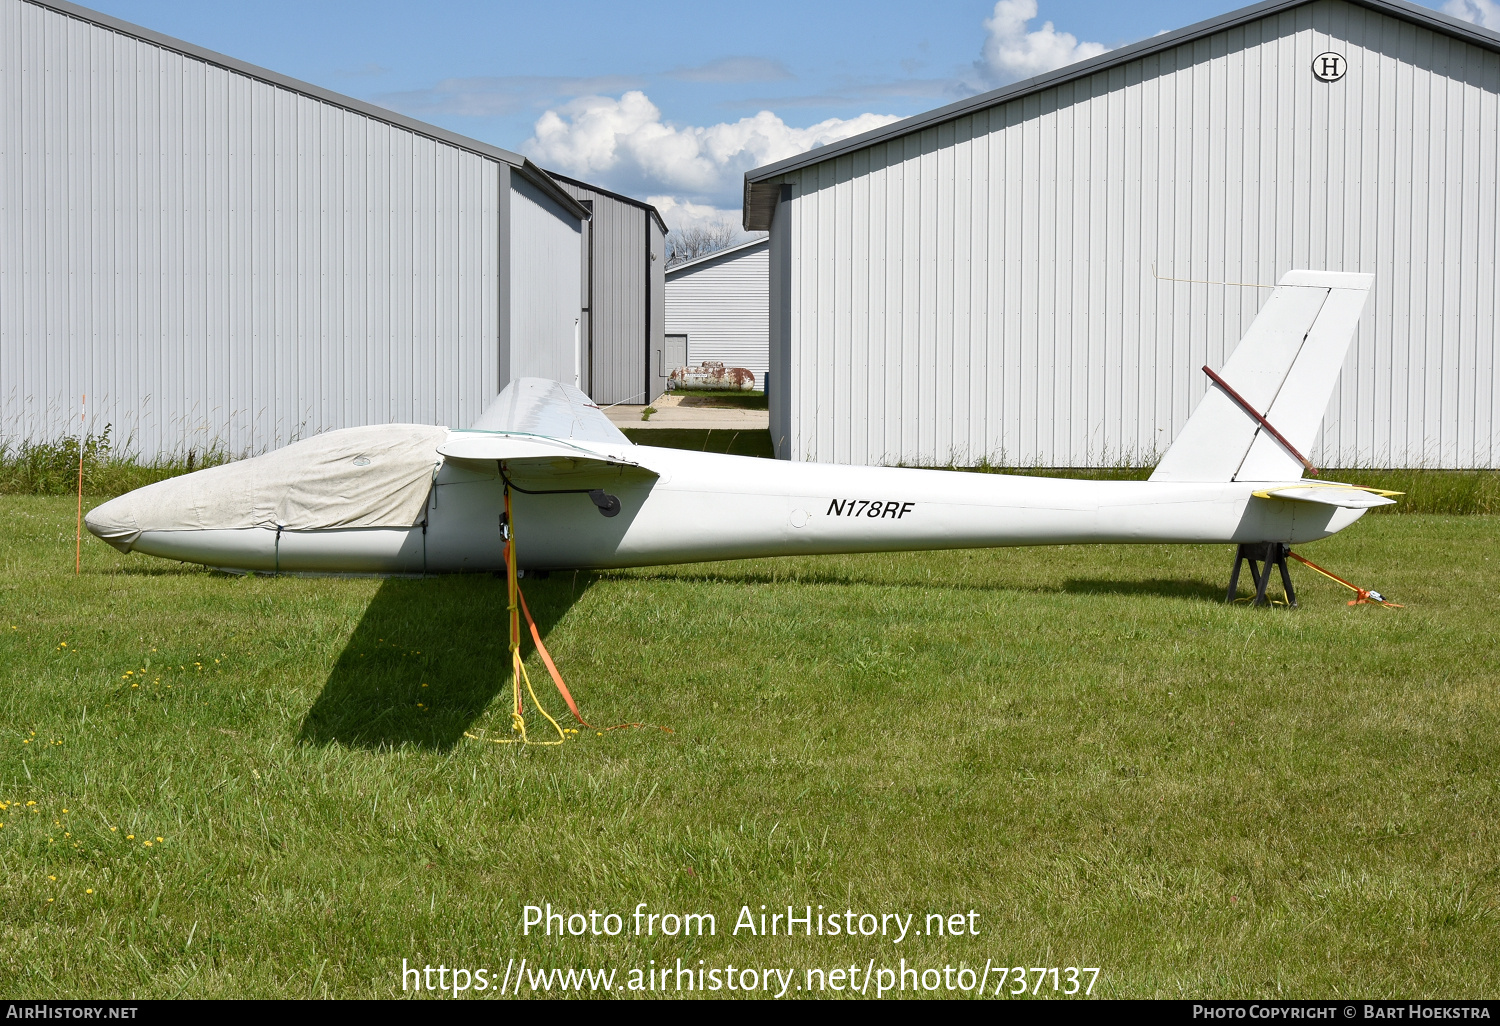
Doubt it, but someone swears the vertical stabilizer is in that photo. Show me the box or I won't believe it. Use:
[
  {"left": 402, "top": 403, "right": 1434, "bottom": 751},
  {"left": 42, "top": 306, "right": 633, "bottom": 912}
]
[{"left": 1150, "top": 271, "right": 1373, "bottom": 483}]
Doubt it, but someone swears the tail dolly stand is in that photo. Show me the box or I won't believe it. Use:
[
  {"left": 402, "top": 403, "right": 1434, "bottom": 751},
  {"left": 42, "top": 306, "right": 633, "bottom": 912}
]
[{"left": 1227, "top": 542, "right": 1298, "bottom": 608}]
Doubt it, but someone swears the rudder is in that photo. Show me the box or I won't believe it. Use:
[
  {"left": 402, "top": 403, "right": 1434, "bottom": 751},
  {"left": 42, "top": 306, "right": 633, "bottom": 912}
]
[{"left": 1150, "top": 270, "right": 1373, "bottom": 483}]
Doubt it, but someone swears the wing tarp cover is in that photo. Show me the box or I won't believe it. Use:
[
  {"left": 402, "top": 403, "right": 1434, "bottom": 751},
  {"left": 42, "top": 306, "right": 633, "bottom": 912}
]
[
  {"left": 470, "top": 378, "right": 630, "bottom": 445},
  {"left": 86, "top": 425, "right": 447, "bottom": 550}
]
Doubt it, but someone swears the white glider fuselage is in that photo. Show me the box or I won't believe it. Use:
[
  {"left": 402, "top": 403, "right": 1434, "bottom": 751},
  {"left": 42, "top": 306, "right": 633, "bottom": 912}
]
[
  {"left": 91, "top": 270, "right": 1389, "bottom": 575},
  {"left": 122, "top": 442, "right": 1361, "bottom": 576}
]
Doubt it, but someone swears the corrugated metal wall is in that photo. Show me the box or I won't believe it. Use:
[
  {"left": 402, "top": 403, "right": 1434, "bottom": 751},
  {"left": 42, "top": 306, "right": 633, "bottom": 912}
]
[
  {"left": 0, "top": 0, "right": 507, "bottom": 457},
  {"left": 665, "top": 241, "right": 770, "bottom": 385},
  {"left": 769, "top": 0, "right": 1500, "bottom": 468},
  {"left": 508, "top": 175, "right": 582, "bottom": 386},
  {"left": 648, "top": 224, "right": 665, "bottom": 401},
  {"left": 555, "top": 181, "right": 647, "bottom": 404}
]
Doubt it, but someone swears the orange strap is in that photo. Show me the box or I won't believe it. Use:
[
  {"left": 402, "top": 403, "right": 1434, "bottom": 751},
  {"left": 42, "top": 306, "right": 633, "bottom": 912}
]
[
  {"left": 1286, "top": 551, "right": 1403, "bottom": 608},
  {"left": 515, "top": 584, "right": 591, "bottom": 727}
]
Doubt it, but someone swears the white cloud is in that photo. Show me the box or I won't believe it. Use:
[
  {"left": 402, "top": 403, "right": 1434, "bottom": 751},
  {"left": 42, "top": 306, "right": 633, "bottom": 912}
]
[
  {"left": 978, "top": 0, "right": 1109, "bottom": 84},
  {"left": 1443, "top": 0, "right": 1500, "bottom": 29},
  {"left": 525, "top": 90, "right": 900, "bottom": 207},
  {"left": 646, "top": 195, "right": 740, "bottom": 233}
]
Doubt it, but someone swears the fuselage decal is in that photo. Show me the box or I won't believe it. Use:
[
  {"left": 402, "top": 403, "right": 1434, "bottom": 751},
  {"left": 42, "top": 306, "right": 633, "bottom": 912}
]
[{"left": 826, "top": 499, "right": 916, "bottom": 519}]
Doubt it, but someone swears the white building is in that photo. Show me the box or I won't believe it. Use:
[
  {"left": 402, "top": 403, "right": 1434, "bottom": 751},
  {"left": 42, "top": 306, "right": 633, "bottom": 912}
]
[
  {"left": 1, "top": 0, "right": 590, "bottom": 457},
  {"left": 549, "top": 173, "right": 669, "bottom": 406},
  {"left": 745, "top": 0, "right": 1500, "bottom": 469},
  {"left": 664, "top": 238, "right": 769, "bottom": 387}
]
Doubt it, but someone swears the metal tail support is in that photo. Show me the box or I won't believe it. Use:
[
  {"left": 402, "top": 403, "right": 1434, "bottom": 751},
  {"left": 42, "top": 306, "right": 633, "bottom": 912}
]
[{"left": 1227, "top": 542, "right": 1298, "bottom": 608}]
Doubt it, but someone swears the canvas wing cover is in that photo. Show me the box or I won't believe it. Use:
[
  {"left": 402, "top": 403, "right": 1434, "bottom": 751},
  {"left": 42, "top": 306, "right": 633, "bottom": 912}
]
[
  {"left": 468, "top": 378, "right": 631, "bottom": 446},
  {"left": 440, "top": 378, "right": 656, "bottom": 488}
]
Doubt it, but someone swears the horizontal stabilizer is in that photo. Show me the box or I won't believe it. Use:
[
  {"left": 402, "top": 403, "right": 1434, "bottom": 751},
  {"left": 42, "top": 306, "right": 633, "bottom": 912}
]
[{"left": 1251, "top": 483, "right": 1400, "bottom": 509}]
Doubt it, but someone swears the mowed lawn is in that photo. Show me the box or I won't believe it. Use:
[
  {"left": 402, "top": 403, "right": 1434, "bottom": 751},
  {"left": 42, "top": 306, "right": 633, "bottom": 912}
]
[{"left": 1, "top": 495, "right": 1497, "bottom": 998}]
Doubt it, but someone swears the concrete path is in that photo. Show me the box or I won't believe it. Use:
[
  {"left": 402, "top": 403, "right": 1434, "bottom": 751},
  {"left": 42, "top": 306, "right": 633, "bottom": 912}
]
[{"left": 604, "top": 393, "right": 769, "bottom": 431}]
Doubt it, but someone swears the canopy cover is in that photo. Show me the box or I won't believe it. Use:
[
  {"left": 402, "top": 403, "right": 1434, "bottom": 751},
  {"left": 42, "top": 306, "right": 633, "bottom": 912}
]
[{"left": 86, "top": 424, "right": 446, "bottom": 551}]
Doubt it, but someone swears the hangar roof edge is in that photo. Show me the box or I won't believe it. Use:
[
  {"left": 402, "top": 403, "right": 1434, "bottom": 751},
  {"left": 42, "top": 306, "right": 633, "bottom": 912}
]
[
  {"left": 23, "top": 0, "right": 591, "bottom": 222},
  {"left": 742, "top": 0, "right": 1500, "bottom": 229},
  {"left": 665, "top": 236, "right": 769, "bottom": 277},
  {"left": 545, "top": 171, "right": 671, "bottom": 235}
]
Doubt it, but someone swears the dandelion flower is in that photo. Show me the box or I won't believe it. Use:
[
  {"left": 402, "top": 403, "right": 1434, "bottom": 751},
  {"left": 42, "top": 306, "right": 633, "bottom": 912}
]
[
  {"left": 61, "top": 809, "right": 67, "bottom": 814},
  {"left": 156, "top": 836, "right": 163, "bottom": 842},
  {"left": 85, "top": 889, "right": 93, "bottom": 894},
  {"left": 27, "top": 801, "right": 35, "bottom": 806},
  {"left": 110, "top": 827, "right": 116, "bottom": 832},
  {"left": 47, "top": 898, "right": 53, "bottom": 903},
  {"left": 60, "top": 642, "right": 67, "bottom": 647},
  {"left": 143, "top": 841, "right": 152, "bottom": 847},
  {"left": 126, "top": 834, "right": 134, "bottom": 840},
  {"left": 22, "top": 740, "right": 29, "bottom": 744}
]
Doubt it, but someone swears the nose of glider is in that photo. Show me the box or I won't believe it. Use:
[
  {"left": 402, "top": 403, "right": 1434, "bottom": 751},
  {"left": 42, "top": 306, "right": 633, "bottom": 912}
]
[
  {"left": 84, "top": 492, "right": 143, "bottom": 553},
  {"left": 84, "top": 489, "right": 150, "bottom": 552}
]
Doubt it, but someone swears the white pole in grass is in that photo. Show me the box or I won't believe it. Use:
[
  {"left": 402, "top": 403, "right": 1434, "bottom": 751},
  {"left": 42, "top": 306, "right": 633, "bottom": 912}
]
[{"left": 75, "top": 395, "right": 84, "bottom": 575}]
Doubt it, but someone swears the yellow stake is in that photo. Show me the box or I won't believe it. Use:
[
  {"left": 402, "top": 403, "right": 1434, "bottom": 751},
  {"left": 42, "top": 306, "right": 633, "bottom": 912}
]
[{"left": 75, "top": 395, "right": 85, "bottom": 575}]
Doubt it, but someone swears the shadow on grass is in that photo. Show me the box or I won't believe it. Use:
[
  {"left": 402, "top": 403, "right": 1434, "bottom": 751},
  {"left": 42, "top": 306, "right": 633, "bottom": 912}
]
[
  {"left": 1061, "top": 578, "right": 1225, "bottom": 602},
  {"left": 299, "top": 572, "right": 592, "bottom": 751},
  {"left": 610, "top": 565, "right": 1228, "bottom": 602}
]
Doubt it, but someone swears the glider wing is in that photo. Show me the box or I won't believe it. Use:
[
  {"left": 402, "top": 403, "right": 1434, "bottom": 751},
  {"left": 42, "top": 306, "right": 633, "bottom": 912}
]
[{"left": 468, "top": 378, "right": 630, "bottom": 446}]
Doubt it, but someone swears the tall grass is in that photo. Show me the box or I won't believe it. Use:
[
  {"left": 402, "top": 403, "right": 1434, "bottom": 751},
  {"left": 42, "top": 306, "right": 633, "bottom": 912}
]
[{"left": 0, "top": 427, "right": 227, "bottom": 498}]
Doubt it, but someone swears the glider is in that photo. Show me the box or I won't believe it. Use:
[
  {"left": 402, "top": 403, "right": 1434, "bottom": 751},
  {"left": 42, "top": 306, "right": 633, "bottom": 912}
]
[{"left": 87, "top": 270, "right": 1394, "bottom": 595}]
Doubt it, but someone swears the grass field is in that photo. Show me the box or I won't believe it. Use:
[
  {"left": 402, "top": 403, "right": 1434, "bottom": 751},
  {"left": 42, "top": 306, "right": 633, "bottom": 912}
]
[{"left": 1, "top": 495, "right": 1497, "bottom": 999}]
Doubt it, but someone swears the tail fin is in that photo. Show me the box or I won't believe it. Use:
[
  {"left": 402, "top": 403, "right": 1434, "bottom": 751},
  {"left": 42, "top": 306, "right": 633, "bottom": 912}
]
[{"left": 1150, "top": 270, "right": 1373, "bottom": 483}]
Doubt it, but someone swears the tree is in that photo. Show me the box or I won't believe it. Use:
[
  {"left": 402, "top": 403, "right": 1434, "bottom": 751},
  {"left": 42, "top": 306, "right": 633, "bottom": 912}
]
[{"left": 665, "top": 219, "right": 762, "bottom": 268}]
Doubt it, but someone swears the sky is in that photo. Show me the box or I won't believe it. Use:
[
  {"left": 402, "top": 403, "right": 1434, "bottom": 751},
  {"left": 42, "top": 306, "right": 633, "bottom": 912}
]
[{"left": 84, "top": 0, "right": 1496, "bottom": 231}]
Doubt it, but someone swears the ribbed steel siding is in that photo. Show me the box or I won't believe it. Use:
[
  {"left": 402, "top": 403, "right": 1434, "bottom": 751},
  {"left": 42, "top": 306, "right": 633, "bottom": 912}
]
[
  {"left": 648, "top": 224, "right": 665, "bottom": 401},
  {"left": 774, "top": 0, "right": 1500, "bottom": 468},
  {"left": 556, "top": 182, "right": 647, "bottom": 404},
  {"left": 508, "top": 176, "right": 582, "bottom": 385},
  {"left": 0, "top": 0, "right": 502, "bottom": 456},
  {"left": 665, "top": 242, "right": 770, "bottom": 382}
]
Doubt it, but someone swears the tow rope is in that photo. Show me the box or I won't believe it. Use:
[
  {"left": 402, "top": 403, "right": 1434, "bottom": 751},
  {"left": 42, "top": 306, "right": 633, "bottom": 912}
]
[
  {"left": 516, "top": 584, "right": 590, "bottom": 727},
  {"left": 1287, "top": 551, "right": 1403, "bottom": 608},
  {"left": 466, "top": 485, "right": 580, "bottom": 746},
  {"left": 464, "top": 483, "right": 674, "bottom": 747}
]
